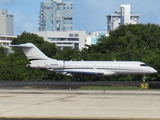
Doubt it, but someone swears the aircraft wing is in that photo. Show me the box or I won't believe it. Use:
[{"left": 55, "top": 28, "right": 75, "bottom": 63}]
[{"left": 55, "top": 69, "right": 116, "bottom": 76}]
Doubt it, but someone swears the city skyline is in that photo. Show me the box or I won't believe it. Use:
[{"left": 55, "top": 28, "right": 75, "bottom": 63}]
[{"left": 0, "top": 0, "right": 160, "bottom": 35}]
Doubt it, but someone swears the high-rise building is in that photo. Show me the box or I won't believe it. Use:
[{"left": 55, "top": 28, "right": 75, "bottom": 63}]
[
  {"left": 107, "top": 5, "right": 140, "bottom": 31},
  {"left": 39, "top": 0, "right": 73, "bottom": 31},
  {"left": 0, "top": 10, "right": 14, "bottom": 35}
]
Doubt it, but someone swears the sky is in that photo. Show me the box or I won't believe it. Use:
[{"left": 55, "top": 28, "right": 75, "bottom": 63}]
[{"left": 0, "top": 0, "right": 160, "bottom": 35}]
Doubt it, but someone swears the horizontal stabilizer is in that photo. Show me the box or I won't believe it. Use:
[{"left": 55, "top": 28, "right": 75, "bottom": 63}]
[{"left": 10, "top": 43, "right": 34, "bottom": 48}]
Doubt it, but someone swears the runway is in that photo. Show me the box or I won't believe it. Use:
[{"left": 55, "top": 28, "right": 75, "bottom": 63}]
[{"left": 0, "top": 89, "right": 160, "bottom": 120}]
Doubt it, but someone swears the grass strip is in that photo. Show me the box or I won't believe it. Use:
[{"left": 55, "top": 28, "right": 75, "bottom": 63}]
[{"left": 79, "top": 86, "right": 139, "bottom": 90}]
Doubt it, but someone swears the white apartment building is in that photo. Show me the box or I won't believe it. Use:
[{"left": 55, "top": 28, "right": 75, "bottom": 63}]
[
  {"left": 0, "top": 10, "right": 14, "bottom": 35},
  {"left": 33, "top": 30, "right": 86, "bottom": 50},
  {"left": 107, "top": 5, "right": 140, "bottom": 31},
  {"left": 0, "top": 35, "right": 16, "bottom": 49}
]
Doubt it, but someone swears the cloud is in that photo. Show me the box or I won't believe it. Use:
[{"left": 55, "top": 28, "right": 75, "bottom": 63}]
[
  {"left": 0, "top": 0, "right": 15, "bottom": 5},
  {"left": 1, "top": 0, "right": 160, "bottom": 35},
  {"left": 153, "top": 10, "right": 160, "bottom": 24},
  {"left": 73, "top": 0, "right": 160, "bottom": 31},
  {"left": 0, "top": 0, "right": 28, "bottom": 6},
  {"left": 72, "top": 0, "right": 118, "bottom": 32},
  {"left": 0, "top": 0, "right": 41, "bottom": 35},
  {"left": 13, "top": 11, "right": 38, "bottom": 35}
]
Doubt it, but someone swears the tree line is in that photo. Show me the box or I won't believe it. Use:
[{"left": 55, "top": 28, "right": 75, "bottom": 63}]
[{"left": 0, "top": 23, "right": 159, "bottom": 81}]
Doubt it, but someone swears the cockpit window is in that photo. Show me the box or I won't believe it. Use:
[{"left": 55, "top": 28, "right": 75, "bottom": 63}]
[{"left": 140, "top": 64, "right": 148, "bottom": 66}]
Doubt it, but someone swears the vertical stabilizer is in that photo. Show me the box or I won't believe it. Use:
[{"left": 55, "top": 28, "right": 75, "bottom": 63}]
[{"left": 10, "top": 43, "right": 51, "bottom": 61}]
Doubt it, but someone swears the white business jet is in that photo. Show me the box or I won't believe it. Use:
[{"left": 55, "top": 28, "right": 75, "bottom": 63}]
[{"left": 10, "top": 43, "right": 157, "bottom": 81}]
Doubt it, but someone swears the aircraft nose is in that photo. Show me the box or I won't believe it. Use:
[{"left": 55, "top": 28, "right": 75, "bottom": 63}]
[{"left": 151, "top": 68, "right": 157, "bottom": 73}]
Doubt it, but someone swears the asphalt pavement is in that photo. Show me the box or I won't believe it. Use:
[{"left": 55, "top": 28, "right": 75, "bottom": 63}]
[{"left": 0, "top": 88, "right": 160, "bottom": 119}]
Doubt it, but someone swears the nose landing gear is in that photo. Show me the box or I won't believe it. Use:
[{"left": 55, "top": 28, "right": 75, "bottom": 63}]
[{"left": 142, "top": 75, "right": 146, "bottom": 81}]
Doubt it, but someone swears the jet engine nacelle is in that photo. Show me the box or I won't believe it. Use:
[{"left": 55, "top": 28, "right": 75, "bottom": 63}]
[
  {"left": 26, "top": 61, "right": 64, "bottom": 70},
  {"left": 26, "top": 63, "right": 48, "bottom": 69}
]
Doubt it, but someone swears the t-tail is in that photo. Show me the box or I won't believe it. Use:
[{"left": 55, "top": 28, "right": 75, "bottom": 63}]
[{"left": 10, "top": 43, "right": 51, "bottom": 61}]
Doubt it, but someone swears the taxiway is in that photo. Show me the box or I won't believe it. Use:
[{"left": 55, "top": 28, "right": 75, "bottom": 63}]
[{"left": 0, "top": 89, "right": 160, "bottom": 120}]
